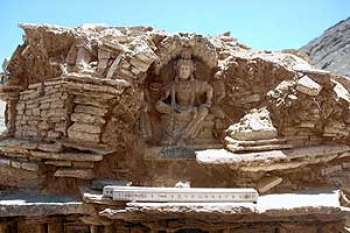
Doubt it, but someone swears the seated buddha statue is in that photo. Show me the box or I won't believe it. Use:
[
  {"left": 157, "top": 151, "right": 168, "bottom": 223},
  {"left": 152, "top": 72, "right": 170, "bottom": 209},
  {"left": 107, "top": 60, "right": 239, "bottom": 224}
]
[{"left": 155, "top": 52, "right": 213, "bottom": 145}]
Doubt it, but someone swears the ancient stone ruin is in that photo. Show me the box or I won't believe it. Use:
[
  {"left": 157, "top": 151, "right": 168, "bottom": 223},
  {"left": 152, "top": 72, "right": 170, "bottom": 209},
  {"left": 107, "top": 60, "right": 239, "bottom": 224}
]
[{"left": 1, "top": 23, "right": 350, "bottom": 232}]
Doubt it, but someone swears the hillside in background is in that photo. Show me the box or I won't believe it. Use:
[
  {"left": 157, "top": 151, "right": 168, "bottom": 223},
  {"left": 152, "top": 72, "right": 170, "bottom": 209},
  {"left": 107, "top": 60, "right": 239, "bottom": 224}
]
[{"left": 301, "top": 17, "right": 350, "bottom": 77}]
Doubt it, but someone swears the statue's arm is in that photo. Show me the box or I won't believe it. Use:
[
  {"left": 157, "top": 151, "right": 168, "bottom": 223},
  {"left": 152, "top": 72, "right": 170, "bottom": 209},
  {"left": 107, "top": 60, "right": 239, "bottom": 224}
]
[
  {"left": 215, "top": 81, "right": 225, "bottom": 103},
  {"left": 204, "top": 84, "right": 213, "bottom": 107},
  {"left": 155, "top": 89, "right": 173, "bottom": 114}
]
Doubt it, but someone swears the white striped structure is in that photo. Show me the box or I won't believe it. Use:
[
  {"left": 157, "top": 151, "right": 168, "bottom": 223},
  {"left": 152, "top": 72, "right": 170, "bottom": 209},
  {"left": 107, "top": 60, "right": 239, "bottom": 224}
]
[{"left": 103, "top": 186, "right": 258, "bottom": 203}]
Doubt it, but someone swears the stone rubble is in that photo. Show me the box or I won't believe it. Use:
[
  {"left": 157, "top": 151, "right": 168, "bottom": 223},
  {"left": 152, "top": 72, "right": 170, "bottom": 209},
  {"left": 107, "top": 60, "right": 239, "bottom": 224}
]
[{"left": 296, "top": 75, "right": 323, "bottom": 96}]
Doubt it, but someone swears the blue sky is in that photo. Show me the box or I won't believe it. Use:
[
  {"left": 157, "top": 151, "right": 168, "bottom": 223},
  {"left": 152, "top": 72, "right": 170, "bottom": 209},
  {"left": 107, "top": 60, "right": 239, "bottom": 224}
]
[{"left": 0, "top": 0, "right": 349, "bottom": 64}]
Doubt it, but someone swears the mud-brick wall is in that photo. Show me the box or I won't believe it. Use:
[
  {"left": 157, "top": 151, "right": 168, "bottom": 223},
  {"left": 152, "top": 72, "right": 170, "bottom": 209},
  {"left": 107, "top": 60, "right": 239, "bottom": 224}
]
[
  {"left": 64, "top": 80, "right": 122, "bottom": 144},
  {"left": 14, "top": 81, "right": 68, "bottom": 140}
]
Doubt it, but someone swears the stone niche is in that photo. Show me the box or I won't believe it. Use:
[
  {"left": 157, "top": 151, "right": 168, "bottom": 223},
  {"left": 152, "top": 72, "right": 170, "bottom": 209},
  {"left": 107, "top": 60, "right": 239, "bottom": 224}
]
[{"left": 140, "top": 42, "right": 227, "bottom": 162}]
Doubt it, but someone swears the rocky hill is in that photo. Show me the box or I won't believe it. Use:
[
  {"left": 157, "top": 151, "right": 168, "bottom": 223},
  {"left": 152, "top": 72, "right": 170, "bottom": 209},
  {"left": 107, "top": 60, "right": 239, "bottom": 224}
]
[{"left": 300, "top": 17, "right": 350, "bottom": 77}]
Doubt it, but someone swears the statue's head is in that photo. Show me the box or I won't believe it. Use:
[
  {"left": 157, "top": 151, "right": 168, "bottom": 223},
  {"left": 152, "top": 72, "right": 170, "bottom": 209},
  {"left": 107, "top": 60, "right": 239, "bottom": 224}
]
[{"left": 176, "top": 50, "right": 195, "bottom": 80}]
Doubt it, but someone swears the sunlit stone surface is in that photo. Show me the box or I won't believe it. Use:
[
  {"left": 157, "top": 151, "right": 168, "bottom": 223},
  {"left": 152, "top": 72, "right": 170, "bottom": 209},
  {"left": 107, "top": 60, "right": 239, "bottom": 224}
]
[{"left": 103, "top": 186, "right": 259, "bottom": 202}]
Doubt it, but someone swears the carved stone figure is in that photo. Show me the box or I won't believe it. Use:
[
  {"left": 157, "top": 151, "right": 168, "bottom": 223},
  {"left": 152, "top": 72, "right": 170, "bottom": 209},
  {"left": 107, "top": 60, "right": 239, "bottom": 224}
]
[{"left": 155, "top": 51, "right": 213, "bottom": 145}]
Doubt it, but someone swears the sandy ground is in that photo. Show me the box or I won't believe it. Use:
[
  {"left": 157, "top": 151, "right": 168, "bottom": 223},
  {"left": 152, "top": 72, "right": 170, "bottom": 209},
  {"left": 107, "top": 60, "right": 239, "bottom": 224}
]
[{"left": 0, "top": 100, "right": 5, "bottom": 133}]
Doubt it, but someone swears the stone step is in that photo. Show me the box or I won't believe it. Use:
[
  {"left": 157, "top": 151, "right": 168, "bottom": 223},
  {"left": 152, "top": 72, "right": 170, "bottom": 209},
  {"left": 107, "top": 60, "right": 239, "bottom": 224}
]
[
  {"left": 54, "top": 168, "right": 94, "bottom": 179},
  {"left": 30, "top": 151, "right": 103, "bottom": 162},
  {"left": 224, "top": 137, "right": 287, "bottom": 146},
  {"left": 226, "top": 143, "right": 294, "bottom": 152}
]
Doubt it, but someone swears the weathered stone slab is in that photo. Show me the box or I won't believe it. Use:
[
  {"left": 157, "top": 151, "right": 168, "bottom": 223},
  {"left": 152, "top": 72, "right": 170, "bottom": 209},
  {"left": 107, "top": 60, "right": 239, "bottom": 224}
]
[
  {"left": 30, "top": 151, "right": 103, "bottom": 162},
  {"left": 21, "top": 162, "right": 39, "bottom": 171},
  {"left": 71, "top": 112, "right": 106, "bottom": 125},
  {"left": 54, "top": 168, "right": 94, "bottom": 179},
  {"left": 72, "top": 161, "right": 94, "bottom": 169},
  {"left": 0, "top": 139, "right": 39, "bottom": 150},
  {"left": 226, "top": 143, "right": 294, "bottom": 152},
  {"left": 38, "top": 143, "right": 63, "bottom": 153},
  {"left": 66, "top": 82, "right": 121, "bottom": 95},
  {"left": 296, "top": 75, "right": 322, "bottom": 96},
  {"left": 240, "top": 154, "right": 338, "bottom": 172},
  {"left": 69, "top": 90, "right": 116, "bottom": 100},
  {"left": 73, "top": 96, "right": 105, "bottom": 107},
  {"left": 68, "top": 123, "right": 102, "bottom": 134},
  {"left": 0, "top": 191, "right": 93, "bottom": 217},
  {"left": 44, "top": 161, "right": 72, "bottom": 167},
  {"left": 64, "top": 73, "right": 130, "bottom": 88},
  {"left": 224, "top": 137, "right": 287, "bottom": 146},
  {"left": 1, "top": 152, "right": 28, "bottom": 159},
  {"left": 74, "top": 105, "right": 108, "bottom": 116},
  {"left": 0, "top": 145, "right": 30, "bottom": 154},
  {"left": 196, "top": 145, "right": 350, "bottom": 171},
  {"left": 257, "top": 176, "right": 283, "bottom": 193},
  {"left": 60, "top": 140, "right": 114, "bottom": 155},
  {"left": 67, "top": 129, "right": 100, "bottom": 142}
]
